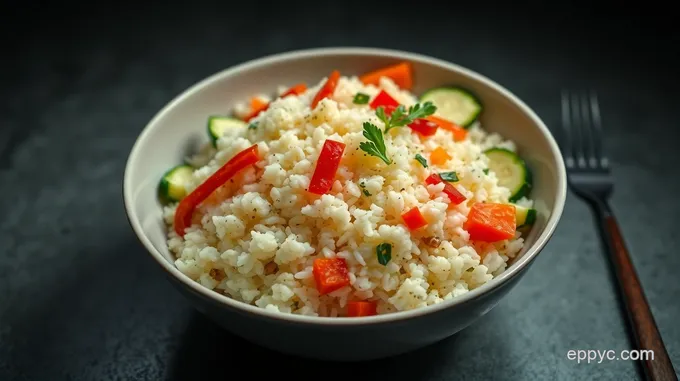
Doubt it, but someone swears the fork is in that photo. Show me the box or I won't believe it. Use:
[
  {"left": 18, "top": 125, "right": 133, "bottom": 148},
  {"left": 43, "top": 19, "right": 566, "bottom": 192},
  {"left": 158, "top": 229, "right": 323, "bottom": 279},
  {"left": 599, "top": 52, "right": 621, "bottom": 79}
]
[{"left": 561, "top": 91, "right": 677, "bottom": 381}]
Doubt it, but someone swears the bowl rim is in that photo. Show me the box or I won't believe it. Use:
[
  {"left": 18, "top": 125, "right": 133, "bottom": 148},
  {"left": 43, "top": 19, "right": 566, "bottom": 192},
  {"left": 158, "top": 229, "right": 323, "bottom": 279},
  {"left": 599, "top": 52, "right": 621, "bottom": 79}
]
[{"left": 123, "top": 46, "right": 567, "bottom": 326}]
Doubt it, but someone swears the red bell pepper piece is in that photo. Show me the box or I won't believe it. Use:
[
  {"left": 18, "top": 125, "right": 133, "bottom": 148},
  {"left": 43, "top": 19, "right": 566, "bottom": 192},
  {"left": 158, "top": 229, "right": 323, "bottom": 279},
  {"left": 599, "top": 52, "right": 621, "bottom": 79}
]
[
  {"left": 401, "top": 206, "right": 428, "bottom": 230},
  {"left": 369, "top": 90, "right": 399, "bottom": 110},
  {"left": 243, "top": 83, "right": 308, "bottom": 122},
  {"left": 174, "top": 144, "right": 260, "bottom": 236},
  {"left": 408, "top": 118, "right": 439, "bottom": 137},
  {"left": 311, "top": 70, "right": 340, "bottom": 109},
  {"left": 381, "top": 104, "right": 398, "bottom": 117},
  {"left": 308, "top": 139, "right": 346, "bottom": 195},
  {"left": 425, "top": 173, "right": 466, "bottom": 205},
  {"left": 347, "top": 301, "right": 377, "bottom": 317},
  {"left": 313, "top": 257, "right": 350, "bottom": 295},
  {"left": 463, "top": 203, "right": 516, "bottom": 242}
]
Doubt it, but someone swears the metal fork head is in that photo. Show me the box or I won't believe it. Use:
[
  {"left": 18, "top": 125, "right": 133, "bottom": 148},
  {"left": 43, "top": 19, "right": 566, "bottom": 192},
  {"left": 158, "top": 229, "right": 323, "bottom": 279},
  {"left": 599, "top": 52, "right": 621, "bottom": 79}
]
[
  {"left": 561, "top": 91, "right": 610, "bottom": 173},
  {"left": 561, "top": 90, "right": 613, "bottom": 198}
]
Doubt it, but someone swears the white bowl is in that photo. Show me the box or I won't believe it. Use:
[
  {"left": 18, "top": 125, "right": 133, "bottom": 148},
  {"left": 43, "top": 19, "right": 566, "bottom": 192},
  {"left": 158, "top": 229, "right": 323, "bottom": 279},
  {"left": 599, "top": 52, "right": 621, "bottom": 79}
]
[{"left": 123, "top": 47, "right": 566, "bottom": 361}]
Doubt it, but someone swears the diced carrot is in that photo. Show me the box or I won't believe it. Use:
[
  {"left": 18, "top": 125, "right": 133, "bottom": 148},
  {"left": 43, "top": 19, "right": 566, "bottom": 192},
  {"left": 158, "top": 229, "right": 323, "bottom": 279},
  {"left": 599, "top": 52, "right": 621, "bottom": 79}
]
[
  {"left": 426, "top": 115, "right": 467, "bottom": 142},
  {"left": 313, "top": 257, "right": 350, "bottom": 295},
  {"left": 463, "top": 203, "right": 517, "bottom": 242},
  {"left": 250, "top": 97, "right": 267, "bottom": 111},
  {"left": 347, "top": 301, "right": 377, "bottom": 317},
  {"left": 402, "top": 206, "right": 428, "bottom": 230},
  {"left": 242, "top": 83, "right": 308, "bottom": 122},
  {"left": 430, "top": 147, "right": 451, "bottom": 165},
  {"left": 243, "top": 97, "right": 270, "bottom": 122},
  {"left": 360, "top": 62, "right": 413, "bottom": 90},
  {"left": 281, "top": 83, "right": 307, "bottom": 97}
]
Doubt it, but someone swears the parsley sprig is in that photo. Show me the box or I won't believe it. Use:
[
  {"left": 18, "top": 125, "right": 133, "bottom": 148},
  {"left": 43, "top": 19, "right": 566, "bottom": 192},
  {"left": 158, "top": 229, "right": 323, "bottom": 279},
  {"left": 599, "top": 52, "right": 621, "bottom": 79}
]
[
  {"left": 359, "top": 122, "right": 391, "bottom": 164},
  {"left": 377, "top": 102, "right": 437, "bottom": 133},
  {"left": 360, "top": 101, "right": 437, "bottom": 165}
]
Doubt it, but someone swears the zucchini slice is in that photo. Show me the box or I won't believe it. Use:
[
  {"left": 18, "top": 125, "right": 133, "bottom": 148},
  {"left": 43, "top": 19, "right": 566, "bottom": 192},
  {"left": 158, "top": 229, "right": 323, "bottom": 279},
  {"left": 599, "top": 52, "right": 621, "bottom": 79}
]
[
  {"left": 420, "top": 86, "right": 482, "bottom": 128},
  {"left": 485, "top": 148, "right": 532, "bottom": 202},
  {"left": 159, "top": 164, "right": 194, "bottom": 202},
  {"left": 207, "top": 116, "right": 247, "bottom": 147},
  {"left": 514, "top": 204, "right": 537, "bottom": 228}
]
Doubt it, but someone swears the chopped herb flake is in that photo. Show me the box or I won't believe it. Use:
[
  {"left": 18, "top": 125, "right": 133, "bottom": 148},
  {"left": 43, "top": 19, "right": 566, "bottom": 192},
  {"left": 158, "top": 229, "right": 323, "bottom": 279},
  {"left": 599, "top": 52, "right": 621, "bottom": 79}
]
[
  {"left": 376, "top": 243, "right": 392, "bottom": 266},
  {"left": 483, "top": 168, "right": 490, "bottom": 175},
  {"left": 353, "top": 92, "right": 370, "bottom": 104},
  {"left": 439, "top": 171, "right": 459, "bottom": 182},
  {"left": 359, "top": 182, "right": 372, "bottom": 196},
  {"left": 415, "top": 154, "right": 428, "bottom": 168},
  {"left": 248, "top": 122, "right": 258, "bottom": 130}
]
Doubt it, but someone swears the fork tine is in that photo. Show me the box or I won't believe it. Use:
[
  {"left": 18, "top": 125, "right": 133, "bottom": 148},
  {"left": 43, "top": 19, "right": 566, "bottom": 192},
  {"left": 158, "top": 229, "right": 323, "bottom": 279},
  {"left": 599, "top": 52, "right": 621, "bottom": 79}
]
[
  {"left": 570, "top": 93, "right": 587, "bottom": 168},
  {"left": 589, "top": 92, "right": 608, "bottom": 169},
  {"left": 560, "top": 90, "right": 575, "bottom": 168},
  {"left": 579, "top": 92, "right": 597, "bottom": 168}
]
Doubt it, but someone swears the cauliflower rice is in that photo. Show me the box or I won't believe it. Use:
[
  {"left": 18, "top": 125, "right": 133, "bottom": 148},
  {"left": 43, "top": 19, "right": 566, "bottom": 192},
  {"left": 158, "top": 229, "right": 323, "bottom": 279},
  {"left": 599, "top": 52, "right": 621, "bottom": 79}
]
[{"left": 162, "top": 73, "right": 533, "bottom": 317}]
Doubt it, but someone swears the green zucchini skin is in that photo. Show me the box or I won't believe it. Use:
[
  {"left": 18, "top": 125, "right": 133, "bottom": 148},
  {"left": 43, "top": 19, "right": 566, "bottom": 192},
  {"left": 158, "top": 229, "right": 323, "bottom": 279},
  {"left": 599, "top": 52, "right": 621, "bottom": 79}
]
[
  {"left": 420, "top": 86, "right": 483, "bottom": 128},
  {"left": 484, "top": 147, "right": 532, "bottom": 203},
  {"left": 514, "top": 204, "right": 537, "bottom": 228},
  {"left": 207, "top": 116, "right": 247, "bottom": 147},
  {"left": 158, "top": 164, "right": 194, "bottom": 203}
]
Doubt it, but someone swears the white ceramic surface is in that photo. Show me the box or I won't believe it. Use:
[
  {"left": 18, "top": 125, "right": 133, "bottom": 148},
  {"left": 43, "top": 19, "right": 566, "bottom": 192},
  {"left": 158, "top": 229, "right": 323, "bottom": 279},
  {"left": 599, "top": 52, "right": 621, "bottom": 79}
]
[{"left": 123, "top": 47, "right": 567, "bottom": 361}]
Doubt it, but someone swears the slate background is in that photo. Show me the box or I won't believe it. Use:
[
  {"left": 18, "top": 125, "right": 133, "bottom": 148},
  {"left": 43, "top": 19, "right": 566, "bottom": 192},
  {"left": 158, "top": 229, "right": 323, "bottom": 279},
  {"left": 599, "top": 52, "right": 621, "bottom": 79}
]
[{"left": 1, "top": 1, "right": 679, "bottom": 380}]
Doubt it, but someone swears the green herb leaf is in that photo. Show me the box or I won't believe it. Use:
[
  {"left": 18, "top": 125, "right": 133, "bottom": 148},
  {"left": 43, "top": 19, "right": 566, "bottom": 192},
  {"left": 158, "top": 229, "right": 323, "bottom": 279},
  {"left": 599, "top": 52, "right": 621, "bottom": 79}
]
[
  {"left": 483, "top": 168, "right": 489, "bottom": 175},
  {"left": 376, "top": 106, "right": 389, "bottom": 125},
  {"left": 415, "top": 153, "right": 428, "bottom": 168},
  {"left": 383, "top": 105, "right": 406, "bottom": 132},
  {"left": 439, "top": 171, "right": 459, "bottom": 182},
  {"left": 361, "top": 102, "right": 437, "bottom": 164},
  {"left": 376, "top": 243, "right": 392, "bottom": 266},
  {"left": 362, "top": 189, "right": 371, "bottom": 197},
  {"left": 383, "top": 101, "right": 437, "bottom": 133},
  {"left": 359, "top": 122, "right": 391, "bottom": 165},
  {"left": 353, "top": 92, "right": 370, "bottom": 105},
  {"left": 404, "top": 102, "right": 438, "bottom": 123},
  {"left": 248, "top": 122, "right": 258, "bottom": 130}
]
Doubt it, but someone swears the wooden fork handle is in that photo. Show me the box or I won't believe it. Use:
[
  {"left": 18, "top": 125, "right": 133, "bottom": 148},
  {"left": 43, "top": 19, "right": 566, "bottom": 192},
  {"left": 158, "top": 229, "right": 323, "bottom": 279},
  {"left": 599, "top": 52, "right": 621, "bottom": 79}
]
[{"left": 603, "top": 213, "right": 677, "bottom": 381}]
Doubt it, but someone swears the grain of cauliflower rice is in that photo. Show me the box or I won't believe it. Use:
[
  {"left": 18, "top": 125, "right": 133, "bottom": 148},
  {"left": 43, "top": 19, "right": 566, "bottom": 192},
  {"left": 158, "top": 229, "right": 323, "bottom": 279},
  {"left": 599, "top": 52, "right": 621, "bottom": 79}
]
[{"left": 159, "top": 63, "right": 536, "bottom": 317}]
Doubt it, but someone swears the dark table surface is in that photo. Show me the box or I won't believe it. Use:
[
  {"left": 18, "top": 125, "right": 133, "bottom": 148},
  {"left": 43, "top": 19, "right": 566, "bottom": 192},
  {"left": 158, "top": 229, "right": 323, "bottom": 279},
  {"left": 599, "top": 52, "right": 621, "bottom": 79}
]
[{"left": 2, "top": 2, "right": 679, "bottom": 380}]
